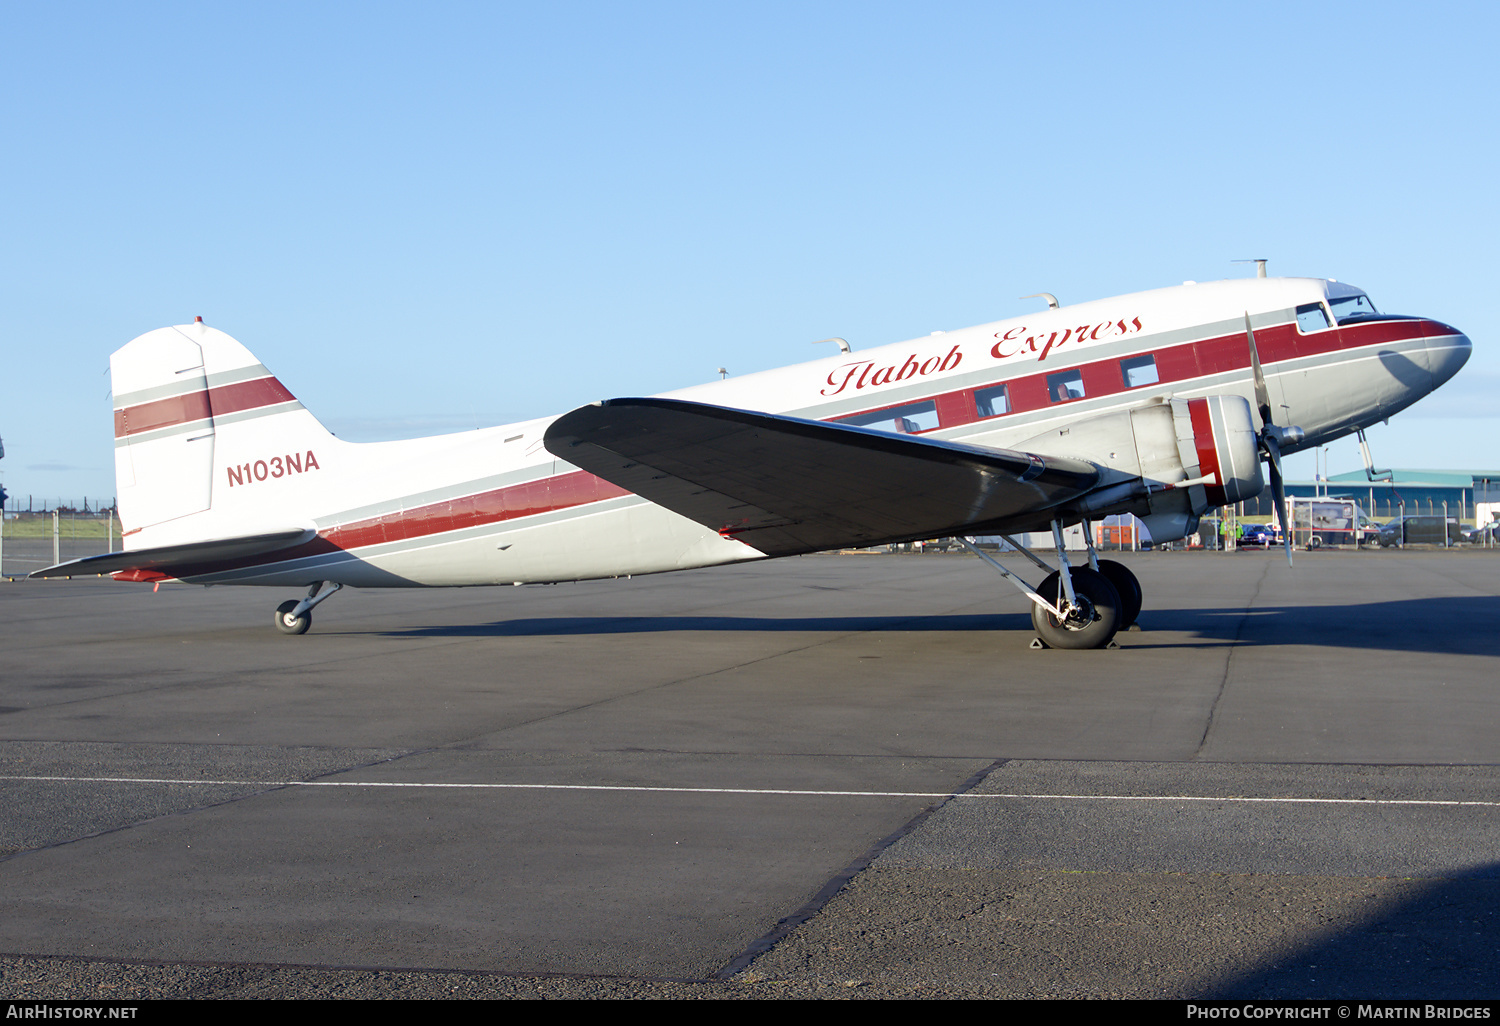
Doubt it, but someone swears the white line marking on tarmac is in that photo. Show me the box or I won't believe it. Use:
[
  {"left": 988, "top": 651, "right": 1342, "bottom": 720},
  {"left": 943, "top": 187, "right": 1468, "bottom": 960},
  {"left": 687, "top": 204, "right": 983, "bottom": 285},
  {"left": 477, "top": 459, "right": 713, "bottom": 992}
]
[{"left": 3, "top": 775, "right": 1498, "bottom": 807}]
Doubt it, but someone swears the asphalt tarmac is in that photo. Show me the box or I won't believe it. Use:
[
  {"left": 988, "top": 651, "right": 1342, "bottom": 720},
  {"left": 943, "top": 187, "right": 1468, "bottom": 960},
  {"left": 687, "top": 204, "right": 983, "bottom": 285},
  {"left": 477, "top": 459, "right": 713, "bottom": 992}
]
[{"left": 1, "top": 548, "right": 1498, "bottom": 999}]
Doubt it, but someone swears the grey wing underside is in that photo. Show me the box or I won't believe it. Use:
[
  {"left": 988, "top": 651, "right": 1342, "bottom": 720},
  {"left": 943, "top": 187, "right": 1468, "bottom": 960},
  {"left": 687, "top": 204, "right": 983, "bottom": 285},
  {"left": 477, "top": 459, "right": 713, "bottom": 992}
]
[{"left": 542, "top": 398, "right": 1101, "bottom": 557}]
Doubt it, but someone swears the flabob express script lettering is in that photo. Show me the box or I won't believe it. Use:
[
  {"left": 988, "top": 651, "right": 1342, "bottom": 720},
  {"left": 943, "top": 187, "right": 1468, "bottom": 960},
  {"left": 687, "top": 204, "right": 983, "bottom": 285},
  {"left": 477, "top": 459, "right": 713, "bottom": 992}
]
[
  {"left": 991, "top": 316, "right": 1145, "bottom": 360},
  {"left": 817, "top": 316, "right": 1144, "bottom": 397}
]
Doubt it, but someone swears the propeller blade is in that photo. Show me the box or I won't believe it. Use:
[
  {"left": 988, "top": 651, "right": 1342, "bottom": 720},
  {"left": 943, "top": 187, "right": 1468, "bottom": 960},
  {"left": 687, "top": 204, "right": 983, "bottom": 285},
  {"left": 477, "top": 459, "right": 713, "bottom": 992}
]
[
  {"left": 1265, "top": 433, "right": 1294, "bottom": 568},
  {"left": 1264, "top": 435, "right": 1284, "bottom": 477},
  {"left": 1245, "top": 312, "right": 1273, "bottom": 428},
  {"left": 1246, "top": 311, "right": 1295, "bottom": 566}
]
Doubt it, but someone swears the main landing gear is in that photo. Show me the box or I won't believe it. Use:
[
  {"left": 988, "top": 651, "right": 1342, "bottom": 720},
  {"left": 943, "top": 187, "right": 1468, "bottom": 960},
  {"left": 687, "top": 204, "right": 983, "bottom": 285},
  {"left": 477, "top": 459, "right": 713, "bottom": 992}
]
[
  {"left": 274, "top": 581, "right": 342, "bottom": 635},
  {"left": 956, "top": 517, "right": 1142, "bottom": 650},
  {"left": 1095, "top": 558, "right": 1143, "bottom": 630}
]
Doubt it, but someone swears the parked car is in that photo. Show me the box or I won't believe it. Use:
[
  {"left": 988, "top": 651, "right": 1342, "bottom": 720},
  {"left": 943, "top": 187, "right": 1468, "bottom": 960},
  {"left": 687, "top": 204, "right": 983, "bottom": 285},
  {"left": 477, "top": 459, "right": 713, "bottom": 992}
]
[
  {"left": 1239, "top": 523, "right": 1280, "bottom": 548},
  {"left": 1464, "top": 522, "right": 1500, "bottom": 544},
  {"left": 1378, "top": 516, "right": 1464, "bottom": 547}
]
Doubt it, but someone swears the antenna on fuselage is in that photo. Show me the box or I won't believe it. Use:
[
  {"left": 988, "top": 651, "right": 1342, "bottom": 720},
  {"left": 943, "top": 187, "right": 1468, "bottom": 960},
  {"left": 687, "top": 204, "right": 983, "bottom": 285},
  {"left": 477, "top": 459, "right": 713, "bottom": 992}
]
[
  {"left": 1020, "top": 293, "right": 1060, "bottom": 310},
  {"left": 1233, "top": 259, "right": 1269, "bottom": 278},
  {"left": 812, "top": 337, "right": 852, "bottom": 354}
]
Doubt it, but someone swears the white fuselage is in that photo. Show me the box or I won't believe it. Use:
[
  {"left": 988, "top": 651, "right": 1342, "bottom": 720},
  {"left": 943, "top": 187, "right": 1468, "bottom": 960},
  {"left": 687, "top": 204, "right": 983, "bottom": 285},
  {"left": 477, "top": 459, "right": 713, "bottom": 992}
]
[{"left": 111, "top": 277, "right": 1470, "bottom": 588}]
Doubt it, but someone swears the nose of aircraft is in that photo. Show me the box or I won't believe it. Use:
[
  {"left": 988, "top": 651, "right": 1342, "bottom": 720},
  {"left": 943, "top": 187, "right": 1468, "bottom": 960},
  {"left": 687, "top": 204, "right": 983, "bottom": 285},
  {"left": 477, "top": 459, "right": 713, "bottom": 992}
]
[{"left": 1425, "top": 324, "right": 1472, "bottom": 389}]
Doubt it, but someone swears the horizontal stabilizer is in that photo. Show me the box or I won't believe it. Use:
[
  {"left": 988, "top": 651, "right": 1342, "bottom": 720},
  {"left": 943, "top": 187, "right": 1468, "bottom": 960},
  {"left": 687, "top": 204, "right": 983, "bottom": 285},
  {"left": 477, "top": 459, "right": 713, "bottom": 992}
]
[
  {"left": 28, "top": 529, "right": 316, "bottom": 580},
  {"left": 543, "top": 398, "right": 1100, "bottom": 556}
]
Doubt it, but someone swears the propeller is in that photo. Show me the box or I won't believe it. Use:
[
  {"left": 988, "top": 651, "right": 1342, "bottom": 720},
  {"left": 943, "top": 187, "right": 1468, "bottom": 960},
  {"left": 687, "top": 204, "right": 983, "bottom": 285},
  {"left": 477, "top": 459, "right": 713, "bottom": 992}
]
[{"left": 1244, "top": 312, "right": 1304, "bottom": 566}]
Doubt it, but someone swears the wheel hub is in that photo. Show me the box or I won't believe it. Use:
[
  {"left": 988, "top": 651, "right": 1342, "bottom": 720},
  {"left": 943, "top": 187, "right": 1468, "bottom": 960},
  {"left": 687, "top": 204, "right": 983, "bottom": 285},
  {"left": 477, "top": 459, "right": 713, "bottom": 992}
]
[{"left": 1060, "top": 597, "right": 1096, "bottom": 630}]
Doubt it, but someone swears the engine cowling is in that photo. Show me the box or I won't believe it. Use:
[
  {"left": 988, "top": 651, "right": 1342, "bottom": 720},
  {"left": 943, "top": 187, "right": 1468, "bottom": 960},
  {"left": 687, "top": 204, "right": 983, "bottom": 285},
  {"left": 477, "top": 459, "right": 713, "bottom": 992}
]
[{"left": 1016, "top": 394, "right": 1264, "bottom": 543}]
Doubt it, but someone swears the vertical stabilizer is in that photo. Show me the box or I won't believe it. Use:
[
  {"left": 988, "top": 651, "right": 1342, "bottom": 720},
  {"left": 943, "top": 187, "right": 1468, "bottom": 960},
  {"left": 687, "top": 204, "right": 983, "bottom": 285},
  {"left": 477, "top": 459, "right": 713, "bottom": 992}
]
[{"left": 111, "top": 322, "right": 337, "bottom": 544}]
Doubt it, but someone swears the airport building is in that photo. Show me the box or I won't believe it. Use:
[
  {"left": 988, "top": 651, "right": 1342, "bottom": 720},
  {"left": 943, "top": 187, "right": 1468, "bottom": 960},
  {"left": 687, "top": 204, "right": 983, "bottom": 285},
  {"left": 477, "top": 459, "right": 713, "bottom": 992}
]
[{"left": 1239, "top": 470, "right": 1500, "bottom": 524}]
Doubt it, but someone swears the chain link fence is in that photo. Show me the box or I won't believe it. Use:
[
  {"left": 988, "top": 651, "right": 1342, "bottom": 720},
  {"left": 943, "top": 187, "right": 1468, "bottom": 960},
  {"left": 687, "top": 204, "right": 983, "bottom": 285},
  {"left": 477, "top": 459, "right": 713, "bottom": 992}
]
[{"left": 0, "top": 508, "right": 119, "bottom": 579}]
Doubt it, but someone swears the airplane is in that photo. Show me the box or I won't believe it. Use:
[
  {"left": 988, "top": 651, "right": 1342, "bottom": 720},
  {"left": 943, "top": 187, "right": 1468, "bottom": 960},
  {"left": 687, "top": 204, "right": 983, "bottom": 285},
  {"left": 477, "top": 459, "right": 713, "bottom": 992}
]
[{"left": 31, "top": 275, "right": 1471, "bottom": 649}]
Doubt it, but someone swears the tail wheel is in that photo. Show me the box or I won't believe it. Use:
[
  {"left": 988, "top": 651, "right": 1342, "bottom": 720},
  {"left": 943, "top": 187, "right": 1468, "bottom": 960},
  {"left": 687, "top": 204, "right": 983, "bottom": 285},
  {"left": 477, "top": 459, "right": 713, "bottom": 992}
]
[
  {"left": 1031, "top": 567, "right": 1121, "bottom": 650},
  {"left": 275, "top": 600, "right": 311, "bottom": 636},
  {"left": 1096, "top": 559, "right": 1143, "bottom": 629}
]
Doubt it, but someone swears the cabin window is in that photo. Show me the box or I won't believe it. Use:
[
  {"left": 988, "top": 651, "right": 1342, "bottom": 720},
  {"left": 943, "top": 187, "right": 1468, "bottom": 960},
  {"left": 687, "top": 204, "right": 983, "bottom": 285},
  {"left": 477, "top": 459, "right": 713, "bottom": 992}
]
[
  {"left": 974, "top": 384, "right": 1010, "bottom": 418},
  {"left": 1296, "top": 303, "right": 1332, "bottom": 333},
  {"left": 1120, "top": 354, "right": 1159, "bottom": 388},
  {"left": 1046, "top": 370, "right": 1085, "bottom": 402},
  {"left": 835, "top": 400, "right": 939, "bottom": 434}
]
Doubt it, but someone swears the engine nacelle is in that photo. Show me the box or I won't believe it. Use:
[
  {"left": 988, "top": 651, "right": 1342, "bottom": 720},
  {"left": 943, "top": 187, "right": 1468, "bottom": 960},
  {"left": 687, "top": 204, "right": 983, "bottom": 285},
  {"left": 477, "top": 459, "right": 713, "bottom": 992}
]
[{"left": 1016, "top": 394, "right": 1264, "bottom": 542}]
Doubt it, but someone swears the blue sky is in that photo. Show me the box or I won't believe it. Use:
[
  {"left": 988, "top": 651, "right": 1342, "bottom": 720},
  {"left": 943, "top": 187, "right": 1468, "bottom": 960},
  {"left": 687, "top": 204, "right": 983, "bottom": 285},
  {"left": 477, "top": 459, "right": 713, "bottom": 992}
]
[{"left": 3, "top": 1, "right": 1496, "bottom": 506}]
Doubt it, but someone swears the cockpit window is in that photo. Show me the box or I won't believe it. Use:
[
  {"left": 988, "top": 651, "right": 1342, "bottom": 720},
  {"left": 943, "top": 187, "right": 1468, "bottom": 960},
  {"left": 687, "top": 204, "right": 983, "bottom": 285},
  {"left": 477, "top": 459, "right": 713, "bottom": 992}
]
[
  {"left": 1296, "top": 303, "right": 1332, "bottom": 333},
  {"left": 1329, "top": 293, "right": 1380, "bottom": 324}
]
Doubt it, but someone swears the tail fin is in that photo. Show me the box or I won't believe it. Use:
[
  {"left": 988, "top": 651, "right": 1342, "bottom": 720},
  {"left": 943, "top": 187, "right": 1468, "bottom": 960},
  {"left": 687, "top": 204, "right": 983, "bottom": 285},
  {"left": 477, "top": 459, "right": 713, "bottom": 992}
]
[{"left": 112, "top": 321, "right": 336, "bottom": 544}]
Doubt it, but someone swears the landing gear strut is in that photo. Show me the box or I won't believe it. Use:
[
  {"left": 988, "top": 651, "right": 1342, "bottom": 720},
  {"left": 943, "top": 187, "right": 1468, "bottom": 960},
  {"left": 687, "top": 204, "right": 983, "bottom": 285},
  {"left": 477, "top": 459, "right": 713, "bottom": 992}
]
[
  {"left": 275, "top": 581, "right": 342, "bottom": 635},
  {"left": 1080, "top": 516, "right": 1142, "bottom": 630}
]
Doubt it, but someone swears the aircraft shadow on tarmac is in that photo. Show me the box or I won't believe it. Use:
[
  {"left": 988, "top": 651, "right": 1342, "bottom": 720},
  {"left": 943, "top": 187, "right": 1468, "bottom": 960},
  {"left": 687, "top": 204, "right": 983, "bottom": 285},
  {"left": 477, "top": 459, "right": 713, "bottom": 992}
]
[
  {"left": 1202, "top": 865, "right": 1500, "bottom": 1000},
  {"left": 1138, "top": 595, "right": 1500, "bottom": 656},
  {"left": 370, "top": 595, "right": 1500, "bottom": 656},
  {"left": 373, "top": 613, "right": 1033, "bottom": 638}
]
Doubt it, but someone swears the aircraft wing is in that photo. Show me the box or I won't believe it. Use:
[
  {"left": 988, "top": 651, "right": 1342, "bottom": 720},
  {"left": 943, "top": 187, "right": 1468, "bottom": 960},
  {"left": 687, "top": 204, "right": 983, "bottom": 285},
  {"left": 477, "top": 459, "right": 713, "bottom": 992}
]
[
  {"left": 28, "top": 529, "right": 316, "bottom": 579},
  {"left": 543, "top": 398, "right": 1101, "bottom": 556}
]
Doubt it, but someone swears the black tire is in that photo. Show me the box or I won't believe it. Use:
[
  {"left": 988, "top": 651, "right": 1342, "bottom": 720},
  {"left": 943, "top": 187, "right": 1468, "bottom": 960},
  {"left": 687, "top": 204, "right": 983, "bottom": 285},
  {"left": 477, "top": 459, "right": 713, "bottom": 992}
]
[
  {"left": 275, "top": 599, "right": 311, "bottom": 635},
  {"left": 1309, "top": 535, "right": 1323, "bottom": 550},
  {"left": 1030, "top": 567, "right": 1121, "bottom": 650},
  {"left": 1096, "top": 559, "right": 1143, "bottom": 629}
]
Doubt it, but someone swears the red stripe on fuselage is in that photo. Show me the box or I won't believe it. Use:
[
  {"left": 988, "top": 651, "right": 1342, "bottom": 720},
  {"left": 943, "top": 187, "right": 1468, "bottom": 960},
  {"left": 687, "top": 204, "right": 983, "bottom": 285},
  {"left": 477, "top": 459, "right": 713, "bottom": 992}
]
[
  {"left": 114, "top": 377, "right": 297, "bottom": 438},
  {"left": 119, "top": 470, "right": 634, "bottom": 581},
  {"left": 320, "top": 470, "right": 632, "bottom": 550},
  {"left": 839, "top": 317, "right": 1443, "bottom": 435}
]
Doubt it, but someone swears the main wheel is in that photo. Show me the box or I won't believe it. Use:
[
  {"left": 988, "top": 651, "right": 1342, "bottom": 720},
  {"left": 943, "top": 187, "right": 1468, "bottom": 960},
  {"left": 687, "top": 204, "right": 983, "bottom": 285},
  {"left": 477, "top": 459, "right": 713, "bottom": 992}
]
[
  {"left": 1309, "top": 535, "right": 1323, "bottom": 550},
  {"left": 1030, "top": 567, "right": 1121, "bottom": 650},
  {"left": 274, "top": 599, "right": 312, "bottom": 635},
  {"left": 1096, "top": 559, "right": 1143, "bottom": 629}
]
